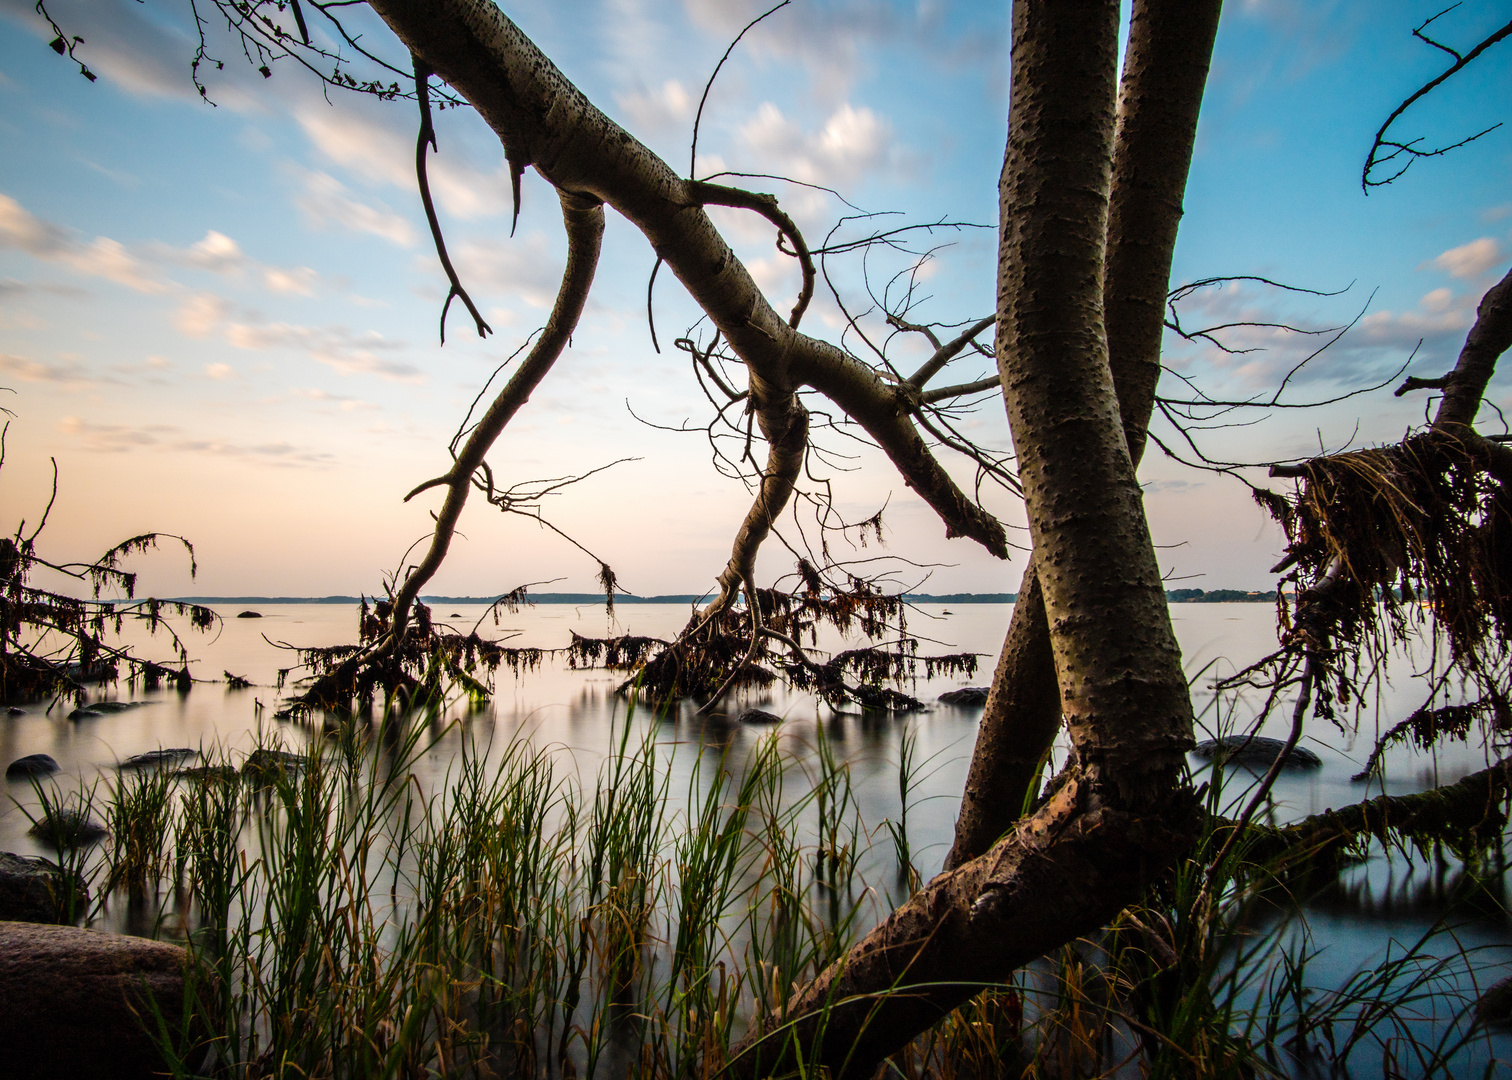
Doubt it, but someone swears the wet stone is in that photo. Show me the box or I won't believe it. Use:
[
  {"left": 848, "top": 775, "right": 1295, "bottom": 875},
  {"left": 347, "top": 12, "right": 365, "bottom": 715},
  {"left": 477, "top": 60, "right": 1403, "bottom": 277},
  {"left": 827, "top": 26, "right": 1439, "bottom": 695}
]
[
  {"left": 6, "top": 754, "right": 59, "bottom": 780},
  {"left": 736, "top": 708, "right": 782, "bottom": 724},
  {"left": 27, "top": 809, "right": 108, "bottom": 849},
  {"left": 938, "top": 687, "right": 990, "bottom": 706},
  {"left": 1191, "top": 735, "right": 1322, "bottom": 770},
  {"left": 237, "top": 610, "right": 263, "bottom": 618},
  {"left": 118, "top": 748, "right": 198, "bottom": 770},
  {"left": 0, "top": 852, "right": 88, "bottom": 924}
]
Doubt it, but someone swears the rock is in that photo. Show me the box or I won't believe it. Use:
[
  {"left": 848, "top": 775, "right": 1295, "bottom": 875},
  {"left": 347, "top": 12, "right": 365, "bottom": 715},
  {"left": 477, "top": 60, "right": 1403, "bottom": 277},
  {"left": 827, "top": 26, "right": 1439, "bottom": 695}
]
[
  {"left": 118, "top": 748, "right": 198, "bottom": 770},
  {"left": 7, "top": 707, "right": 24, "bottom": 716},
  {"left": 0, "top": 921, "right": 196, "bottom": 1079},
  {"left": 1476, "top": 975, "right": 1512, "bottom": 1026},
  {"left": 236, "top": 610, "right": 263, "bottom": 618},
  {"left": 83, "top": 701, "right": 142, "bottom": 714},
  {"left": 0, "top": 852, "right": 88, "bottom": 923},
  {"left": 1191, "top": 735, "right": 1322, "bottom": 769},
  {"left": 6, "top": 753, "right": 59, "bottom": 780},
  {"left": 67, "top": 708, "right": 102, "bottom": 721},
  {"left": 242, "top": 748, "right": 305, "bottom": 779},
  {"left": 736, "top": 708, "right": 782, "bottom": 724},
  {"left": 27, "top": 808, "right": 108, "bottom": 849},
  {"left": 177, "top": 764, "right": 239, "bottom": 783},
  {"left": 939, "top": 687, "right": 990, "bottom": 706}
]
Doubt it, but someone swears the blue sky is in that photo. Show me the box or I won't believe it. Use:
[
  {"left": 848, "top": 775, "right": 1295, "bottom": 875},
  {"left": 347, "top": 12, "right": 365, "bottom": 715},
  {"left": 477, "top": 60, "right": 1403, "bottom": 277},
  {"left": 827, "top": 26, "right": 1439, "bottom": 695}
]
[{"left": 0, "top": 0, "right": 1508, "bottom": 599}]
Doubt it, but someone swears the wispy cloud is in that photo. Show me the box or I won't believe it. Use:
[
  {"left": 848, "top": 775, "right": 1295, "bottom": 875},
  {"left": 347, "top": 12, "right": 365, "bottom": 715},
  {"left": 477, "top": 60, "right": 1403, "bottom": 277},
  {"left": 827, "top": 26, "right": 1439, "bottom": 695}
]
[
  {"left": 59, "top": 415, "right": 337, "bottom": 465},
  {"left": 296, "top": 169, "right": 418, "bottom": 248},
  {"left": 0, "top": 193, "right": 169, "bottom": 293},
  {"left": 1425, "top": 237, "right": 1505, "bottom": 281}
]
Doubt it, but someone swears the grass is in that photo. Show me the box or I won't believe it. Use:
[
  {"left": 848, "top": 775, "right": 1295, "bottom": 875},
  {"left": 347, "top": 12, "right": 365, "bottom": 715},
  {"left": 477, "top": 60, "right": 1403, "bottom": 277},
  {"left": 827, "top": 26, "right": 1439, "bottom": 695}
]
[{"left": 15, "top": 697, "right": 1512, "bottom": 1079}]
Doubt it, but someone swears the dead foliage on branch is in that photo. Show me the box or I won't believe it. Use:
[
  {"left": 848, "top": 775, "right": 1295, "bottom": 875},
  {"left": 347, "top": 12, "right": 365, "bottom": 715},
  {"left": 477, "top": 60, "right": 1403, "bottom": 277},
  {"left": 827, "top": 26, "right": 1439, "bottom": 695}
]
[
  {"left": 1, "top": 425, "right": 215, "bottom": 702},
  {"left": 279, "top": 593, "right": 553, "bottom": 719},
  {"left": 566, "top": 570, "right": 978, "bottom": 711},
  {"left": 1254, "top": 432, "right": 1512, "bottom": 726}
]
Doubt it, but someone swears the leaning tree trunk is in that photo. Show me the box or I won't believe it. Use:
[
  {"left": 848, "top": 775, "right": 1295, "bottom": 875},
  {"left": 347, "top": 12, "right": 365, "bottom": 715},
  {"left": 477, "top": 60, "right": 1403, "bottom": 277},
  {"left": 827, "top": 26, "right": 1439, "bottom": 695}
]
[
  {"left": 947, "top": 0, "right": 1222, "bottom": 869},
  {"left": 726, "top": 2, "right": 1198, "bottom": 1075}
]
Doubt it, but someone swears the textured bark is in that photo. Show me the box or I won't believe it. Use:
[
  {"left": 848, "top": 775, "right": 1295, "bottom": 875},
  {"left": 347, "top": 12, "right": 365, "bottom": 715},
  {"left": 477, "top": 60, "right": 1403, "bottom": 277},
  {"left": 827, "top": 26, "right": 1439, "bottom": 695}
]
[
  {"left": 366, "top": 0, "right": 1009, "bottom": 560},
  {"left": 726, "top": 3, "right": 1197, "bottom": 1075},
  {"left": 946, "top": 0, "right": 1221, "bottom": 869}
]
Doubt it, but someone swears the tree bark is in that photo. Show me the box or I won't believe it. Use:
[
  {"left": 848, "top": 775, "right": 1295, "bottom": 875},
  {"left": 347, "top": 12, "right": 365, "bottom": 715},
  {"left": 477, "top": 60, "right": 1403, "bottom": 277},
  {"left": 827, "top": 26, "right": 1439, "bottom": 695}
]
[
  {"left": 946, "top": 0, "right": 1222, "bottom": 869},
  {"left": 1433, "top": 264, "right": 1512, "bottom": 430},
  {"left": 726, "top": 3, "right": 1197, "bottom": 1075},
  {"left": 365, "top": 0, "right": 1009, "bottom": 561}
]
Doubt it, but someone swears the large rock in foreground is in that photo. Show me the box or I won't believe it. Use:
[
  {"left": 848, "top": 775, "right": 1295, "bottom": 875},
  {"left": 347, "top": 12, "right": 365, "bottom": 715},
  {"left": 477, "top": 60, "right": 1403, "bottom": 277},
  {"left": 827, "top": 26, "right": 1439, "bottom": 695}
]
[
  {"left": 0, "top": 852, "right": 88, "bottom": 923},
  {"left": 0, "top": 922, "right": 194, "bottom": 1079}
]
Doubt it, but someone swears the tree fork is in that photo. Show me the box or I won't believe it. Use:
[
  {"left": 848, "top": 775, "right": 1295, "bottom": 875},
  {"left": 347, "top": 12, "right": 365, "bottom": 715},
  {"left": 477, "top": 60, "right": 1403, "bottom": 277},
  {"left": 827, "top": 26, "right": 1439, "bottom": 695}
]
[
  {"left": 726, "top": 2, "right": 1197, "bottom": 1074},
  {"left": 365, "top": 0, "right": 1009, "bottom": 560},
  {"left": 947, "top": 0, "right": 1223, "bottom": 868}
]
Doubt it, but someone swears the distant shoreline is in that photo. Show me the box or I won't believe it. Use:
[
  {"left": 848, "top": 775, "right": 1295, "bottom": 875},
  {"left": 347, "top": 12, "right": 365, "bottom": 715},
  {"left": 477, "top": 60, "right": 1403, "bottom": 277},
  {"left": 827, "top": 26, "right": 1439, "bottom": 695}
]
[{"left": 164, "top": 588, "right": 1274, "bottom": 606}]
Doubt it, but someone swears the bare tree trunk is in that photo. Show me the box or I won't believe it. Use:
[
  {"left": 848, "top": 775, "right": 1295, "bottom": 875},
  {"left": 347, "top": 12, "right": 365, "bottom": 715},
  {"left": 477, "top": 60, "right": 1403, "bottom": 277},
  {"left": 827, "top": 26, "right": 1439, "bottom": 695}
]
[
  {"left": 726, "top": 3, "right": 1197, "bottom": 1075},
  {"left": 1433, "top": 264, "right": 1512, "bottom": 430},
  {"left": 946, "top": 0, "right": 1222, "bottom": 869}
]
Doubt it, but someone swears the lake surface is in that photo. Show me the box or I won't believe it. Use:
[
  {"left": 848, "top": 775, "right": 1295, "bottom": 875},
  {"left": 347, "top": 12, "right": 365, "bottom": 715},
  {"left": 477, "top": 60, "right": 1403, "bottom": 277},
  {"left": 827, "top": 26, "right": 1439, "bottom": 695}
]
[{"left": 4, "top": 599, "right": 1510, "bottom": 1071}]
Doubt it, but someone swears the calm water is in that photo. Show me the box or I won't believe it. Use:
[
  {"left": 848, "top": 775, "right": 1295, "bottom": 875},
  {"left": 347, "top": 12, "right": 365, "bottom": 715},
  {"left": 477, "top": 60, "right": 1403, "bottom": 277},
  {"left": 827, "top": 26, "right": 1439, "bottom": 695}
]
[{"left": 4, "top": 600, "right": 1510, "bottom": 1069}]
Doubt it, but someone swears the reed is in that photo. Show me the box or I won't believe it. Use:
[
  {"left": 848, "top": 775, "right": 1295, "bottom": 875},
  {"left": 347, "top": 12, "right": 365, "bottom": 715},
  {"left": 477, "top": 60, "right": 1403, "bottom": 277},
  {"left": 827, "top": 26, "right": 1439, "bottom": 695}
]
[{"left": 25, "top": 698, "right": 1504, "bottom": 1079}]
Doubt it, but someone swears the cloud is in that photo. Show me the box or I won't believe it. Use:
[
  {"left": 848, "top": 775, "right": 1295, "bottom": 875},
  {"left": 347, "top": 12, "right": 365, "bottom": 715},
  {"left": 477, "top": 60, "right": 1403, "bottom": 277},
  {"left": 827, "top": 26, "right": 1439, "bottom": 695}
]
[
  {"left": 616, "top": 79, "right": 695, "bottom": 134},
  {"left": 173, "top": 290, "right": 420, "bottom": 379},
  {"left": 0, "top": 193, "right": 168, "bottom": 293},
  {"left": 293, "top": 105, "right": 511, "bottom": 220},
  {"left": 0, "top": 351, "right": 96, "bottom": 387},
  {"left": 175, "top": 293, "right": 231, "bottom": 338},
  {"left": 451, "top": 233, "right": 565, "bottom": 309},
  {"left": 1427, "top": 237, "right": 1504, "bottom": 280},
  {"left": 737, "top": 102, "right": 896, "bottom": 193},
  {"left": 153, "top": 229, "right": 322, "bottom": 295},
  {"left": 224, "top": 320, "right": 420, "bottom": 380},
  {"left": 59, "top": 415, "right": 336, "bottom": 464},
  {"left": 204, "top": 362, "right": 235, "bottom": 380},
  {"left": 296, "top": 170, "right": 418, "bottom": 247}
]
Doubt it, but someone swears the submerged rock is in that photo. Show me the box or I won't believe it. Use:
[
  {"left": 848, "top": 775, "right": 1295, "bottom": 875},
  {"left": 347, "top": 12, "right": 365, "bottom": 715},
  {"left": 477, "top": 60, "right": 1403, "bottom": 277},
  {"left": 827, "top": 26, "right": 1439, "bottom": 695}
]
[
  {"left": 242, "top": 748, "right": 306, "bottom": 779},
  {"left": 0, "top": 852, "right": 88, "bottom": 923},
  {"left": 736, "top": 708, "right": 782, "bottom": 724},
  {"left": 237, "top": 610, "right": 263, "bottom": 618},
  {"left": 0, "top": 922, "right": 195, "bottom": 1079},
  {"left": 27, "top": 808, "right": 108, "bottom": 849},
  {"left": 7, "top": 707, "right": 24, "bottom": 716},
  {"left": 67, "top": 708, "right": 102, "bottom": 721},
  {"left": 938, "top": 686, "right": 990, "bottom": 706},
  {"left": 84, "top": 701, "right": 142, "bottom": 714},
  {"left": 117, "top": 748, "right": 198, "bottom": 770},
  {"left": 1191, "top": 735, "right": 1322, "bottom": 769},
  {"left": 6, "top": 753, "right": 59, "bottom": 780}
]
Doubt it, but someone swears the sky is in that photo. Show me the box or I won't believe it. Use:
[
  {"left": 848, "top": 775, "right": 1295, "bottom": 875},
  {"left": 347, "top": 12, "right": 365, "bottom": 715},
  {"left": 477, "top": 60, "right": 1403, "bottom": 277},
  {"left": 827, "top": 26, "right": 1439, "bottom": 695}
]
[{"left": 0, "top": 0, "right": 1509, "bottom": 602}]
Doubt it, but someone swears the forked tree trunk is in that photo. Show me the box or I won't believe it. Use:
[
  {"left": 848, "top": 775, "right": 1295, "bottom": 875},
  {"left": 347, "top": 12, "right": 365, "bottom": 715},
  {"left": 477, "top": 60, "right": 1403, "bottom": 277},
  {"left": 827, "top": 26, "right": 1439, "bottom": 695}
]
[
  {"left": 725, "top": 2, "right": 1197, "bottom": 1075},
  {"left": 947, "top": 0, "right": 1222, "bottom": 869}
]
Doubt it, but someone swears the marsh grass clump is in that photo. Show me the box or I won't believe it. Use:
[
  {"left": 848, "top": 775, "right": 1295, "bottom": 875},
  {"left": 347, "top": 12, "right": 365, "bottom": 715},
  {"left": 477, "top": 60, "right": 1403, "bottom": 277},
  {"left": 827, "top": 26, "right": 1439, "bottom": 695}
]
[{"left": 24, "top": 709, "right": 1506, "bottom": 1079}]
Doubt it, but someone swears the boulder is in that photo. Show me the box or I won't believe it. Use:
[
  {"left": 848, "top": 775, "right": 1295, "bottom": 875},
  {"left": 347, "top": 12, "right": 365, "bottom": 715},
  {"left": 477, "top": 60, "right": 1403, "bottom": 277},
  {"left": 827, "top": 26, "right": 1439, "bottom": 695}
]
[
  {"left": 938, "top": 686, "right": 990, "bottom": 706},
  {"left": 67, "top": 708, "right": 102, "bottom": 721},
  {"left": 118, "top": 748, "right": 198, "bottom": 770},
  {"left": 736, "top": 708, "right": 782, "bottom": 724},
  {"left": 236, "top": 610, "right": 263, "bottom": 619},
  {"left": 7, "top": 707, "right": 24, "bottom": 716},
  {"left": 83, "top": 701, "right": 142, "bottom": 714},
  {"left": 6, "top": 753, "right": 59, "bottom": 780},
  {"left": 0, "top": 922, "right": 196, "bottom": 1079},
  {"left": 28, "top": 808, "right": 108, "bottom": 848},
  {"left": 1476, "top": 975, "right": 1512, "bottom": 1026},
  {"left": 0, "top": 852, "right": 88, "bottom": 923},
  {"left": 1191, "top": 735, "right": 1322, "bottom": 769},
  {"left": 242, "top": 748, "right": 306, "bottom": 779}
]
